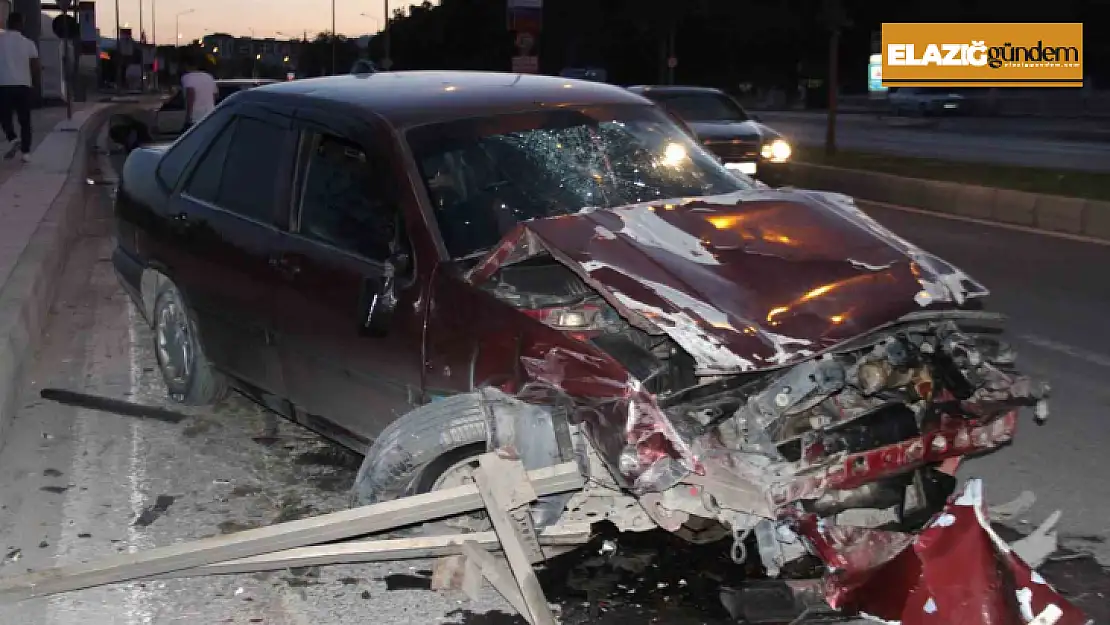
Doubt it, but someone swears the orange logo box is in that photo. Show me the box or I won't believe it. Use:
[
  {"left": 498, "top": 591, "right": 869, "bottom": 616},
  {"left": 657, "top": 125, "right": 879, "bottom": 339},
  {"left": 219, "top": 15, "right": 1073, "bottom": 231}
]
[{"left": 881, "top": 23, "right": 1083, "bottom": 88}]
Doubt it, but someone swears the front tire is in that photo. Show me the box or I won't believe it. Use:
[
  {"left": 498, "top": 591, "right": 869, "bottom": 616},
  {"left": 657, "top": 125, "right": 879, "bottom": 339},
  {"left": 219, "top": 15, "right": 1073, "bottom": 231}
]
[
  {"left": 351, "top": 393, "right": 490, "bottom": 507},
  {"left": 151, "top": 279, "right": 228, "bottom": 406}
]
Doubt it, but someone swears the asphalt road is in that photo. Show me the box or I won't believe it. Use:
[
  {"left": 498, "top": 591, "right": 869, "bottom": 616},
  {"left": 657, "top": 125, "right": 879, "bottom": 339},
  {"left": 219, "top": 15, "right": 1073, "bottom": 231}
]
[
  {"left": 0, "top": 149, "right": 1106, "bottom": 623},
  {"left": 757, "top": 111, "right": 1110, "bottom": 172}
]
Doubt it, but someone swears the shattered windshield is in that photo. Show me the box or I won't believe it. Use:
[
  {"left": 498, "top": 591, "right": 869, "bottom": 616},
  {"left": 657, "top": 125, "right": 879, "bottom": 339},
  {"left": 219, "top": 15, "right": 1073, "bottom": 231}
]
[
  {"left": 650, "top": 92, "right": 750, "bottom": 123},
  {"left": 407, "top": 105, "right": 753, "bottom": 259}
]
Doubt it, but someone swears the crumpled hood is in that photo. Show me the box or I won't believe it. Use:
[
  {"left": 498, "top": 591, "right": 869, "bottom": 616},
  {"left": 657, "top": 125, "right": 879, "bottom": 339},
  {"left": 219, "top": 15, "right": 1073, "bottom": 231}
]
[{"left": 468, "top": 188, "right": 988, "bottom": 375}]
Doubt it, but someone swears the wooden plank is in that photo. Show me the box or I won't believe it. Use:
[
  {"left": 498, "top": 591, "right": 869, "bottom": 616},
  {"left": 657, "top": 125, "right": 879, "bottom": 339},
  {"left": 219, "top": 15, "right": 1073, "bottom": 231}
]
[
  {"left": 0, "top": 462, "right": 583, "bottom": 603},
  {"left": 152, "top": 524, "right": 591, "bottom": 579},
  {"left": 461, "top": 541, "right": 533, "bottom": 625},
  {"left": 474, "top": 454, "right": 558, "bottom": 625}
]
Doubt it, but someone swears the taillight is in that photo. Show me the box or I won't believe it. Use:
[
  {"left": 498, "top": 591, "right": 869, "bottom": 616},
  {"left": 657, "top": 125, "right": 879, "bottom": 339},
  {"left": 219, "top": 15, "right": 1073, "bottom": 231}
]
[{"left": 521, "top": 302, "right": 607, "bottom": 332}]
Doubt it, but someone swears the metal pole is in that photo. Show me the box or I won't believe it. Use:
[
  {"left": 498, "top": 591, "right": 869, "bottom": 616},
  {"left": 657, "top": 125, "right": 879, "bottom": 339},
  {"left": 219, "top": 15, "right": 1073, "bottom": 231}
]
[
  {"left": 382, "top": 0, "right": 390, "bottom": 69},
  {"left": 138, "top": 0, "right": 144, "bottom": 90},
  {"left": 152, "top": 0, "right": 157, "bottom": 90},
  {"left": 114, "top": 0, "right": 122, "bottom": 94},
  {"left": 330, "top": 0, "right": 335, "bottom": 74},
  {"left": 62, "top": 5, "right": 72, "bottom": 118}
]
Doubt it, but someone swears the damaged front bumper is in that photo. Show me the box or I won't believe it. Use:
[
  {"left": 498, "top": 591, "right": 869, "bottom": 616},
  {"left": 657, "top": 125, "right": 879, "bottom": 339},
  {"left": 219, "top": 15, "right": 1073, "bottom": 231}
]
[{"left": 793, "top": 479, "right": 1092, "bottom": 624}]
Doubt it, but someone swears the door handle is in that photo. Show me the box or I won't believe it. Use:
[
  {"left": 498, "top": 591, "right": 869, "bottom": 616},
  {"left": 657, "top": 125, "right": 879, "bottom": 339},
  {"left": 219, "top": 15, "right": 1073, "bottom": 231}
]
[
  {"left": 170, "top": 212, "right": 197, "bottom": 234},
  {"left": 268, "top": 253, "right": 302, "bottom": 278}
]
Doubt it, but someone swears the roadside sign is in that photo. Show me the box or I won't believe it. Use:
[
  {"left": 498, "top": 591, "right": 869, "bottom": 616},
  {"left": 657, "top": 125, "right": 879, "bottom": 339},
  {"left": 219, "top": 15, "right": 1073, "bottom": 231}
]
[
  {"left": 52, "top": 14, "right": 80, "bottom": 39},
  {"left": 868, "top": 53, "right": 887, "bottom": 95}
]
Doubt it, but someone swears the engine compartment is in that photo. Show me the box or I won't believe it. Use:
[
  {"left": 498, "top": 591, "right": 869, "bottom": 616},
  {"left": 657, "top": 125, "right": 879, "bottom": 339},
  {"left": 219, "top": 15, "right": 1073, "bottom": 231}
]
[{"left": 481, "top": 256, "right": 1049, "bottom": 529}]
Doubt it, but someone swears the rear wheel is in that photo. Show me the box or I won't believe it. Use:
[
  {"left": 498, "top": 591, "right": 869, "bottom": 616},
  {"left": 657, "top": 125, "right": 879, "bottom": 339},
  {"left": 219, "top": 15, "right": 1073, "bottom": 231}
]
[{"left": 151, "top": 279, "right": 228, "bottom": 406}]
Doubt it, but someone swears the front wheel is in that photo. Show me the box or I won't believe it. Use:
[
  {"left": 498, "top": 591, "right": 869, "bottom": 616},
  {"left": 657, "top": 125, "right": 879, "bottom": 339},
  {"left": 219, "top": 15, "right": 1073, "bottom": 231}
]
[{"left": 351, "top": 394, "right": 493, "bottom": 534}]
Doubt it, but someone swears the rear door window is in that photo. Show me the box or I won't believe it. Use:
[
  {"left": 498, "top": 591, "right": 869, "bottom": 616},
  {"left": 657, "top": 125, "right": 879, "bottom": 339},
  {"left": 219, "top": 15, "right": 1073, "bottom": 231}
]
[
  {"left": 183, "top": 122, "right": 236, "bottom": 203},
  {"left": 156, "top": 106, "right": 233, "bottom": 190},
  {"left": 216, "top": 116, "right": 291, "bottom": 222},
  {"left": 182, "top": 112, "right": 294, "bottom": 224}
]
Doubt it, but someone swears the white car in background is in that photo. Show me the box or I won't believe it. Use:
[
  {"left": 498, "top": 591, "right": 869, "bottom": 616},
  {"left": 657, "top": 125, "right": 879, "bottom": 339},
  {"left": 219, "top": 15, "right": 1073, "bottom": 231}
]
[
  {"left": 108, "top": 79, "right": 278, "bottom": 152},
  {"left": 152, "top": 78, "right": 279, "bottom": 134},
  {"left": 887, "top": 87, "right": 966, "bottom": 116}
]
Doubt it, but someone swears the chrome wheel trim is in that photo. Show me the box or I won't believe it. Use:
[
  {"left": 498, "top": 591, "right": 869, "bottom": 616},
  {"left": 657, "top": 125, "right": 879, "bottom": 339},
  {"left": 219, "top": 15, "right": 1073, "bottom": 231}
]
[
  {"left": 155, "top": 291, "right": 193, "bottom": 387},
  {"left": 430, "top": 456, "right": 480, "bottom": 492}
]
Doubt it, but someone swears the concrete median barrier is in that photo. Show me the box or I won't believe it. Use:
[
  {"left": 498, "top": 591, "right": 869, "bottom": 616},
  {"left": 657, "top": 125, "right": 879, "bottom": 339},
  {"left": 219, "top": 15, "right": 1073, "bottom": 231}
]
[
  {"left": 0, "top": 105, "right": 118, "bottom": 442},
  {"left": 782, "top": 162, "right": 1110, "bottom": 242}
]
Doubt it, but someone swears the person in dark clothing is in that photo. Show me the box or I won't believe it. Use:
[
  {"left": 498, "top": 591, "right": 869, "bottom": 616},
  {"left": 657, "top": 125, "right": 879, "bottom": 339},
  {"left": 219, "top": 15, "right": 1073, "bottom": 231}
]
[{"left": 0, "top": 10, "right": 41, "bottom": 162}]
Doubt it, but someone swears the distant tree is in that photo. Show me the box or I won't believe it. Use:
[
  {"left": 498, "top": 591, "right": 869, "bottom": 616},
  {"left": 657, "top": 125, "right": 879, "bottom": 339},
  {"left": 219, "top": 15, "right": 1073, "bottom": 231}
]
[{"left": 298, "top": 32, "right": 360, "bottom": 76}]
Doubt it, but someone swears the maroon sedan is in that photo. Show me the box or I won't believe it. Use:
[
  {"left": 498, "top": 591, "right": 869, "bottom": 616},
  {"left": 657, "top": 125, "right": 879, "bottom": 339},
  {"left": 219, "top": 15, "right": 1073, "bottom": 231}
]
[{"left": 112, "top": 71, "right": 1047, "bottom": 576}]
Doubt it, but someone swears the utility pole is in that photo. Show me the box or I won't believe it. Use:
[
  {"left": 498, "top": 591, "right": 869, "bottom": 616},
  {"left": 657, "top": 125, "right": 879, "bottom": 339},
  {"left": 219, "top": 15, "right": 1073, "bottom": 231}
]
[
  {"left": 821, "top": 0, "right": 849, "bottom": 157},
  {"left": 382, "top": 0, "right": 391, "bottom": 70},
  {"left": 330, "top": 0, "right": 336, "bottom": 74},
  {"left": 152, "top": 0, "right": 158, "bottom": 91},
  {"left": 114, "top": 0, "right": 122, "bottom": 94},
  {"left": 138, "top": 0, "right": 144, "bottom": 91}
]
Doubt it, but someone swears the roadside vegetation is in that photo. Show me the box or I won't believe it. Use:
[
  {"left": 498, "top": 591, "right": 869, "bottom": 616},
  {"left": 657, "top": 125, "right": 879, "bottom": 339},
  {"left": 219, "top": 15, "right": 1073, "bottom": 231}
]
[{"left": 796, "top": 148, "right": 1110, "bottom": 202}]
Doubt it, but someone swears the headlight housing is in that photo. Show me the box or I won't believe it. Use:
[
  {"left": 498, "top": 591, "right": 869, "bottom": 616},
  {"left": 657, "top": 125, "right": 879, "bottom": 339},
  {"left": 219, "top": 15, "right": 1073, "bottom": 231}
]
[{"left": 761, "top": 139, "right": 792, "bottom": 163}]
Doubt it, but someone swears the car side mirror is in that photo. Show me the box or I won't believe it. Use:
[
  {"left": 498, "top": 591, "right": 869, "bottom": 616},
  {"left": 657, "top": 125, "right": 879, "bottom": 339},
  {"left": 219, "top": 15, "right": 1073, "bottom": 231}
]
[{"left": 359, "top": 250, "right": 410, "bottom": 337}]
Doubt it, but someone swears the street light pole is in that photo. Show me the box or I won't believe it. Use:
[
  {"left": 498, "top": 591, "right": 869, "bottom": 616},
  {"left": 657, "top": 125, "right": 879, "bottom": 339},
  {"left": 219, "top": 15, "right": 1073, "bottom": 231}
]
[
  {"left": 152, "top": 0, "right": 158, "bottom": 90},
  {"left": 138, "top": 0, "right": 144, "bottom": 91},
  {"left": 114, "top": 0, "right": 122, "bottom": 93},
  {"left": 382, "top": 0, "right": 391, "bottom": 69},
  {"left": 175, "top": 8, "right": 194, "bottom": 83}
]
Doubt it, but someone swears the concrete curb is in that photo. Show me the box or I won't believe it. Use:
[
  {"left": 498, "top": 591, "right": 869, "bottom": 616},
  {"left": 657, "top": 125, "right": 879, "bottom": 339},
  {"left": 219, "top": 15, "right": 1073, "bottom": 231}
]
[
  {"left": 782, "top": 162, "right": 1110, "bottom": 242},
  {"left": 0, "top": 104, "right": 120, "bottom": 443}
]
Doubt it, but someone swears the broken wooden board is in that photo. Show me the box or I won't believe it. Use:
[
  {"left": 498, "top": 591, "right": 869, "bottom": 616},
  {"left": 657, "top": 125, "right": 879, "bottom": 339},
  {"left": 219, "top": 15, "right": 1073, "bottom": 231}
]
[
  {"left": 462, "top": 541, "right": 533, "bottom": 622},
  {"left": 474, "top": 453, "right": 558, "bottom": 625},
  {"left": 0, "top": 462, "right": 583, "bottom": 603},
  {"left": 149, "top": 523, "right": 592, "bottom": 579}
]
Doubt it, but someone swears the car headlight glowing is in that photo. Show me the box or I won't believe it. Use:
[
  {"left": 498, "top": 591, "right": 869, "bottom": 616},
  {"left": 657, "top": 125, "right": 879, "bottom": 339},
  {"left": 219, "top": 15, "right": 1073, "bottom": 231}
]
[{"left": 761, "top": 139, "right": 792, "bottom": 162}]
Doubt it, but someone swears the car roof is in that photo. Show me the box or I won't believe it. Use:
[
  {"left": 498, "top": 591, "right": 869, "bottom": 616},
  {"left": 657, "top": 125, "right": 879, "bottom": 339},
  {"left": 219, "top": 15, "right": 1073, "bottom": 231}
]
[
  {"left": 243, "top": 70, "right": 653, "bottom": 127},
  {"left": 627, "top": 85, "right": 728, "bottom": 97}
]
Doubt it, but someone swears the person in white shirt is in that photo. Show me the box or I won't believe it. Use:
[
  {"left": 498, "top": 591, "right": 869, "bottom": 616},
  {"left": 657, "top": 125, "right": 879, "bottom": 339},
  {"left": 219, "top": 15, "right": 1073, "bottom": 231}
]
[
  {"left": 179, "top": 52, "right": 218, "bottom": 131},
  {"left": 0, "top": 9, "right": 41, "bottom": 163}
]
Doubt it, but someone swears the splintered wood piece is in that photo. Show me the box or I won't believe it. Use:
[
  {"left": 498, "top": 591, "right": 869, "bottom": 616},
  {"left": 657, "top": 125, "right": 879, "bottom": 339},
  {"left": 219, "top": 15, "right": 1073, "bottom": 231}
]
[
  {"left": 0, "top": 462, "right": 582, "bottom": 603},
  {"left": 150, "top": 524, "right": 591, "bottom": 579},
  {"left": 431, "top": 555, "right": 468, "bottom": 591},
  {"left": 474, "top": 454, "right": 558, "bottom": 625},
  {"left": 461, "top": 541, "right": 532, "bottom": 624}
]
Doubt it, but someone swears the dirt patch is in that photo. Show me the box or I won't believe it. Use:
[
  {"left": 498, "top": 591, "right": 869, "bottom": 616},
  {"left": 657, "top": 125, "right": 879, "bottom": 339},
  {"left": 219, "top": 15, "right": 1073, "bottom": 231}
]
[{"left": 218, "top": 520, "right": 261, "bottom": 535}]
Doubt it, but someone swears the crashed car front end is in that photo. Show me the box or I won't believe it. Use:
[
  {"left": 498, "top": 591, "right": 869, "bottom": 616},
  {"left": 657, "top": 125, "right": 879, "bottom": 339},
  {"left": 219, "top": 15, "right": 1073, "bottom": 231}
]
[{"left": 465, "top": 189, "right": 1084, "bottom": 621}]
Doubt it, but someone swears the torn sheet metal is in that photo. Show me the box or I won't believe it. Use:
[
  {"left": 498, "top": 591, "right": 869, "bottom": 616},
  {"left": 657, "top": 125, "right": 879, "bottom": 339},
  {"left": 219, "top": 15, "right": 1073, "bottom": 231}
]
[
  {"left": 467, "top": 189, "right": 988, "bottom": 376},
  {"left": 792, "top": 479, "right": 1092, "bottom": 625}
]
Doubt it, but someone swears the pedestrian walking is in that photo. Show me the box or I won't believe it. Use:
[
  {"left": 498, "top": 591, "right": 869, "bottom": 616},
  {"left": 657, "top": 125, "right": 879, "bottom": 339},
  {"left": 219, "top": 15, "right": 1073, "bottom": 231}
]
[
  {"left": 179, "top": 51, "right": 217, "bottom": 132},
  {"left": 0, "top": 8, "right": 40, "bottom": 163}
]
